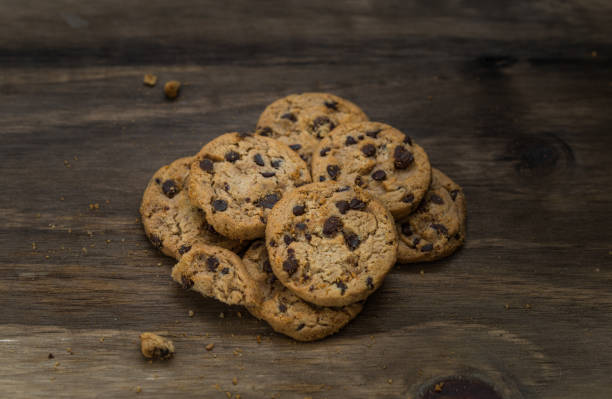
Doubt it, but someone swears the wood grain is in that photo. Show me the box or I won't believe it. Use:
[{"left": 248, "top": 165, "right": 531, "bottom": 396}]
[{"left": 1, "top": 1, "right": 611, "bottom": 398}]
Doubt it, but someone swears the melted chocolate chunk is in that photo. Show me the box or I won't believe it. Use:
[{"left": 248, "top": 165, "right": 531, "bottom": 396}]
[
  {"left": 155, "top": 178, "right": 161, "bottom": 184},
  {"left": 256, "top": 193, "right": 280, "bottom": 209},
  {"left": 349, "top": 198, "right": 366, "bottom": 210},
  {"left": 178, "top": 245, "right": 192, "bottom": 255},
  {"left": 320, "top": 147, "right": 331, "bottom": 157},
  {"left": 284, "top": 234, "right": 295, "bottom": 245},
  {"left": 358, "top": 135, "right": 364, "bottom": 140},
  {"left": 366, "top": 129, "right": 381, "bottom": 138},
  {"left": 181, "top": 275, "right": 194, "bottom": 288},
  {"left": 450, "top": 190, "right": 459, "bottom": 201},
  {"left": 319, "top": 176, "right": 326, "bottom": 182},
  {"left": 269, "top": 239, "right": 277, "bottom": 247},
  {"left": 206, "top": 256, "right": 220, "bottom": 272},
  {"left": 225, "top": 151, "right": 240, "bottom": 163},
  {"left": 413, "top": 237, "right": 421, "bottom": 246},
  {"left": 402, "top": 193, "right": 415, "bottom": 203},
  {"left": 430, "top": 194, "right": 444, "bottom": 204},
  {"left": 371, "top": 170, "right": 387, "bottom": 181},
  {"left": 361, "top": 144, "right": 376, "bottom": 157},
  {"left": 281, "top": 112, "right": 297, "bottom": 122},
  {"left": 421, "top": 243, "right": 434, "bottom": 252},
  {"left": 335, "top": 280, "right": 347, "bottom": 295},
  {"left": 292, "top": 205, "right": 305, "bottom": 216},
  {"left": 403, "top": 135, "right": 413, "bottom": 145},
  {"left": 221, "top": 267, "right": 229, "bottom": 274},
  {"left": 253, "top": 153, "right": 265, "bottom": 166},
  {"left": 223, "top": 182, "right": 230, "bottom": 192},
  {"left": 289, "top": 144, "right": 302, "bottom": 151},
  {"left": 278, "top": 303, "right": 287, "bottom": 312},
  {"left": 336, "top": 200, "right": 349, "bottom": 214},
  {"left": 393, "top": 146, "right": 414, "bottom": 169},
  {"left": 257, "top": 126, "right": 272, "bottom": 136},
  {"left": 162, "top": 179, "right": 179, "bottom": 198},
  {"left": 327, "top": 165, "right": 340, "bottom": 180},
  {"left": 401, "top": 223, "right": 413, "bottom": 236},
  {"left": 312, "top": 116, "right": 334, "bottom": 134},
  {"left": 431, "top": 223, "right": 449, "bottom": 235},
  {"left": 366, "top": 277, "right": 374, "bottom": 290},
  {"left": 150, "top": 235, "right": 163, "bottom": 248},
  {"left": 323, "top": 216, "right": 343, "bottom": 237},
  {"left": 354, "top": 176, "right": 363, "bottom": 186},
  {"left": 305, "top": 233, "right": 312, "bottom": 241},
  {"left": 270, "top": 159, "right": 281, "bottom": 168},
  {"left": 212, "top": 199, "right": 228, "bottom": 211},
  {"left": 344, "top": 233, "right": 361, "bottom": 251},
  {"left": 345, "top": 136, "right": 357, "bottom": 146},
  {"left": 261, "top": 171, "right": 276, "bottom": 178},
  {"left": 324, "top": 100, "right": 338, "bottom": 110},
  {"left": 296, "top": 222, "right": 307, "bottom": 230},
  {"left": 282, "top": 255, "right": 299, "bottom": 276},
  {"left": 199, "top": 158, "right": 214, "bottom": 173},
  {"left": 296, "top": 323, "right": 305, "bottom": 331}
]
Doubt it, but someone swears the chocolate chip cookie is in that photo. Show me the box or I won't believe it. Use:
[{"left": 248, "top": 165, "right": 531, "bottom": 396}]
[
  {"left": 188, "top": 133, "right": 312, "bottom": 240},
  {"left": 140, "top": 156, "right": 244, "bottom": 259},
  {"left": 311, "top": 121, "right": 432, "bottom": 219},
  {"left": 396, "top": 168, "right": 466, "bottom": 263},
  {"left": 265, "top": 182, "right": 397, "bottom": 307},
  {"left": 255, "top": 93, "right": 369, "bottom": 164},
  {"left": 171, "top": 243, "right": 256, "bottom": 306},
  {"left": 243, "top": 240, "right": 363, "bottom": 341}
]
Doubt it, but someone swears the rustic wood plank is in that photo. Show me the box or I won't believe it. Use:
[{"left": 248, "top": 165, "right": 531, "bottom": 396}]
[{"left": 1, "top": 1, "right": 611, "bottom": 398}]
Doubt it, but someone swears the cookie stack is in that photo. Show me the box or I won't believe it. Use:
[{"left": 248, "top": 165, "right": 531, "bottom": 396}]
[{"left": 140, "top": 93, "right": 466, "bottom": 341}]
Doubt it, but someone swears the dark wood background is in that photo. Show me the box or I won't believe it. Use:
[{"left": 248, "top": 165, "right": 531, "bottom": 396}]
[{"left": 1, "top": 1, "right": 611, "bottom": 398}]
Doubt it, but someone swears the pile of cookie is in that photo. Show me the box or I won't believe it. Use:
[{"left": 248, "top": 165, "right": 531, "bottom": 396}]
[{"left": 140, "top": 93, "right": 466, "bottom": 341}]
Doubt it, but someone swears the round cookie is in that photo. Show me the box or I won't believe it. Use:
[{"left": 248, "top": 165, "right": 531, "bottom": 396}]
[
  {"left": 140, "top": 156, "right": 244, "bottom": 260},
  {"left": 188, "top": 133, "right": 312, "bottom": 240},
  {"left": 171, "top": 243, "right": 256, "bottom": 306},
  {"left": 396, "top": 168, "right": 466, "bottom": 263},
  {"left": 265, "top": 182, "right": 398, "bottom": 307},
  {"left": 243, "top": 240, "right": 364, "bottom": 341},
  {"left": 255, "top": 93, "right": 369, "bottom": 164},
  {"left": 311, "top": 121, "right": 432, "bottom": 219}
]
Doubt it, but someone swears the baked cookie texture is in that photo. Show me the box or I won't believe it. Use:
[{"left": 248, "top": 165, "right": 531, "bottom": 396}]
[
  {"left": 139, "top": 156, "right": 244, "bottom": 259},
  {"left": 266, "top": 182, "right": 398, "bottom": 307},
  {"left": 171, "top": 243, "right": 256, "bottom": 306},
  {"left": 311, "top": 121, "right": 431, "bottom": 219},
  {"left": 189, "top": 133, "right": 312, "bottom": 240},
  {"left": 256, "top": 93, "right": 369, "bottom": 164},
  {"left": 396, "top": 168, "right": 466, "bottom": 263},
  {"left": 139, "top": 332, "right": 174, "bottom": 360},
  {"left": 243, "top": 240, "right": 363, "bottom": 341}
]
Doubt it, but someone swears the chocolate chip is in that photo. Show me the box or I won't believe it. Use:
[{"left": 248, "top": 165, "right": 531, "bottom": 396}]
[
  {"left": 271, "top": 159, "right": 281, "bottom": 168},
  {"left": 261, "top": 172, "right": 276, "bottom": 178},
  {"left": 366, "top": 129, "right": 381, "bottom": 138},
  {"left": 413, "top": 237, "right": 421, "bottom": 246},
  {"left": 178, "top": 245, "right": 192, "bottom": 255},
  {"left": 278, "top": 303, "right": 287, "bottom": 313},
  {"left": 150, "top": 235, "right": 163, "bottom": 248},
  {"left": 223, "top": 182, "right": 230, "bottom": 192},
  {"left": 323, "top": 216, "right": 343, "bottom": 237},
  {"left": 335, "top": 280, "right": 347, "bottom": 295},
  {"left": 284, "top": 234, "right": 294, "bottom": 245},
  {"left": 349, "top": 198, "right": 366, "bottom": 210},
  {"left": 296, "top": 323, "right": 306, "bottom": 331},
  {"left": 221, "top": 267, "right": 230, "bottom": 274},
  {"left": 181, "top": 275, "right": 193, "bottom": 288},
  {"left": 361, "top": 144, "right": 376, "bottom": 157},
  {"left": 199, "top": 158, "right": 214, "bottom": 173},
  {"left": 366, "top": 277, "right": 374, "bottom": 290},
  {"left": 300, "top": 154, "right": 308, "bottom": 162},
  {"left": 320, "top": 147, "right": 331, "bottom": 157},
  {"left": 345, "top": 136, "right": 357, "bottom": 146},
  {"left": 289, "top": 144, "right": 302, "bottom": 151},
  {"left": 292, "top": 205, "right": 305, "bottom": 216},
  {"left": 450, "top": 190, "right": 459, "bottom": 201},
  {"left": 324, "top": 100, "right": 338, "bottom": 110},
  {"left": 431, "top": 223, "right": 449, "bottom": 235},
  {"left": 263, "top": 260, "right": 272, "bottom": 273},
  {"left": 401, "top": 223, "right": 412, "bottom": 236},
  {"left": 296, "top": 222, "right": 307, "bottom": 230},
  {"left": 212, "top": 199, "right": 228, "bottom": 211},
  {"left": 313, "top": 116, "right": 333, "bottom": 132},
  {"left": 305, "top": 233, "right": 312, "bottom": 241},
  {"left": 354, "top": 176, "right": 363, "bottom": 186},
  {"left": 155, "top": 178, "right": 161, "bottom": 184},
  {"left": 225, "top": 151, "right": 240, "bottom": 162},
  {"left": 344, "top": 233, "right": 361, "bottom": 251},
  {"left": 206, "top": 256, "right": 220, "bottom": 272},
  {"left": 260, "top": 216, "right": 267, "bottom": 224},
  {"left": 430, "top": 194, "right": 444, "bottom": 204},
  {"left": 256, "top": 193, "right": 280, "bottom": 209},
  {"left": 402, "top": 193, "right": 414, "bottom": 203},
  {"left": 336, "top": 186, "right": 350, "bottom": 192},
  {"left": 281, "top": 112, "right": 297, "bottom": 122},
  {"left": 327, "top": 165, "right": 340, "bottom": 180},
  {"left": 421, "top": 243, "right": 434, "bottom": 252},
  {"left": 358, "top": 135, "right": 364, "bottom": 140},
  {"left": 336, "top": 200, "right": 349, "bottom": 214},
  {"left": 282, "top": 256, "right": 299, "bottom": 276},
  {"left": 402, "top": 136, "right": 412, "bottom": 146},
  {"left": 161, "top": 179, "right": 179, "bottom": 198},
  {"left": 393, "top": 146, "right": 414, "bottom": 169},
  {"left": 253, "top": 154, "right": 265, "bottom": 166},
  {"left": 371, "top": 170, "right": 387, "bottom": 181},
  {"left": 257, "top": 126, "right": 272, "bottom": 136},
  {"left": 269, "top": 239, "right": 277, "bottom": 247}
]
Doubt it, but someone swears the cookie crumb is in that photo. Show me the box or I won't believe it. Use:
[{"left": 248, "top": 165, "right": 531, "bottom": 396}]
[
  {"left": 525, "top": 304, "right": 532, "bottom": 310},
  {"left": 164, "top": 80, "right": 181, "bottom": 99},
  {"left": 592, "top": 50, "right": 598, "bottom": 57},
  {"left": 232, "top": 377, "right": 238, "bottom": 385},
  {"left": 188, "top": 310, "right": 195, "bottom": 317},
  {"left": 99, "top": 337, "right": 105, "bottom": 343},
  {"left": 206, "top": 343, "right": 215, "bottom": 351},
  {"left": 60, "top": 196, "right": 65, "bottom": 201},
  {"left": 143, "top": 73, "right": 158, "bottom": 87},
  {"left": 135, "top": 386, "right": 142, "bottom": 393},
  {"left": 256, "top": 335, "right": 262, "bottom": 344},
  {"left": 237, "top": 311, "right": 242, "bottom": 318},
  {"left": 225, "top": 392, "right": 232, "bottom": 398},
  {"left": 66, "top": 347, "right": 73, "bottom": 355},
  {"left": 504, "top": 304, "right": 510, "bottom": 310},
  {"left": 219, "top": 312, "right": 225, "bottom": 318},
  {"left": 139, "top": 332, "right": 174, "bottom": 360},
  {"left": 419, "top": 269, "right": 425, "bottom": 276},
  {"left": 434, "top": 382, "right": 444, "bottom": 392},
  {"left": 387, "top": 379, "right": 393, "bottom": 384}
]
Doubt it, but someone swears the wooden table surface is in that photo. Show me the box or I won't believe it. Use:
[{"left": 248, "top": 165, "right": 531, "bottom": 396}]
[{"left": 1, "top": 1, "right": 611, "bottom": 398}]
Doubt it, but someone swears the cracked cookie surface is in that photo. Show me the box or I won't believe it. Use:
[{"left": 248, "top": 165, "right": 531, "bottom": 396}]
[
  {"left": 396, "top": 168, "right": 466, "bottom": 263},
  {"left": 243, "top": 240, "right": 363, "bottom": 341},
  {"left": 171, "top": 243, "right": 256, "bottom": 306},
  {"left": 140, "top": 156, "right": 244, "bottom": 259},
  {"left": 188, "top": 133, "right": 311, "bottom": 240},
  {"left": 311, "top": 121, "right": 431, "bottom": 219},
  {"left": 255, "top": 93, "right": 369, "bottom": 164},
  {"left": 266, "top": 182, "right": 397, "bottom": 307}
]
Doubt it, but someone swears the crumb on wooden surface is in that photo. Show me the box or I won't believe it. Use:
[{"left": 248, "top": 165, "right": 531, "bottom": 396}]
[
  {"left": 232, "top": 377, "right": 238, "bottom": 385},
  {"left": 143, "top": 73, "right": 158, "bottom": 87},
  {"left": 164, "top": 80, "right": 181, "bottom": 99},
  {"left": 135, "top": 385, "right": 142, "bottom": 393},
  {"left": 139, "top": 332, "right": 174, "bottom": 360},
  {"left": 188, "top": 310, "right": 194, "bottom": 317},
  {"left": 206, "top": 343, "right": 215, "bottom": 351},
  {"left": 434, "top": 382, "right": 445, "bottom": 392}
]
